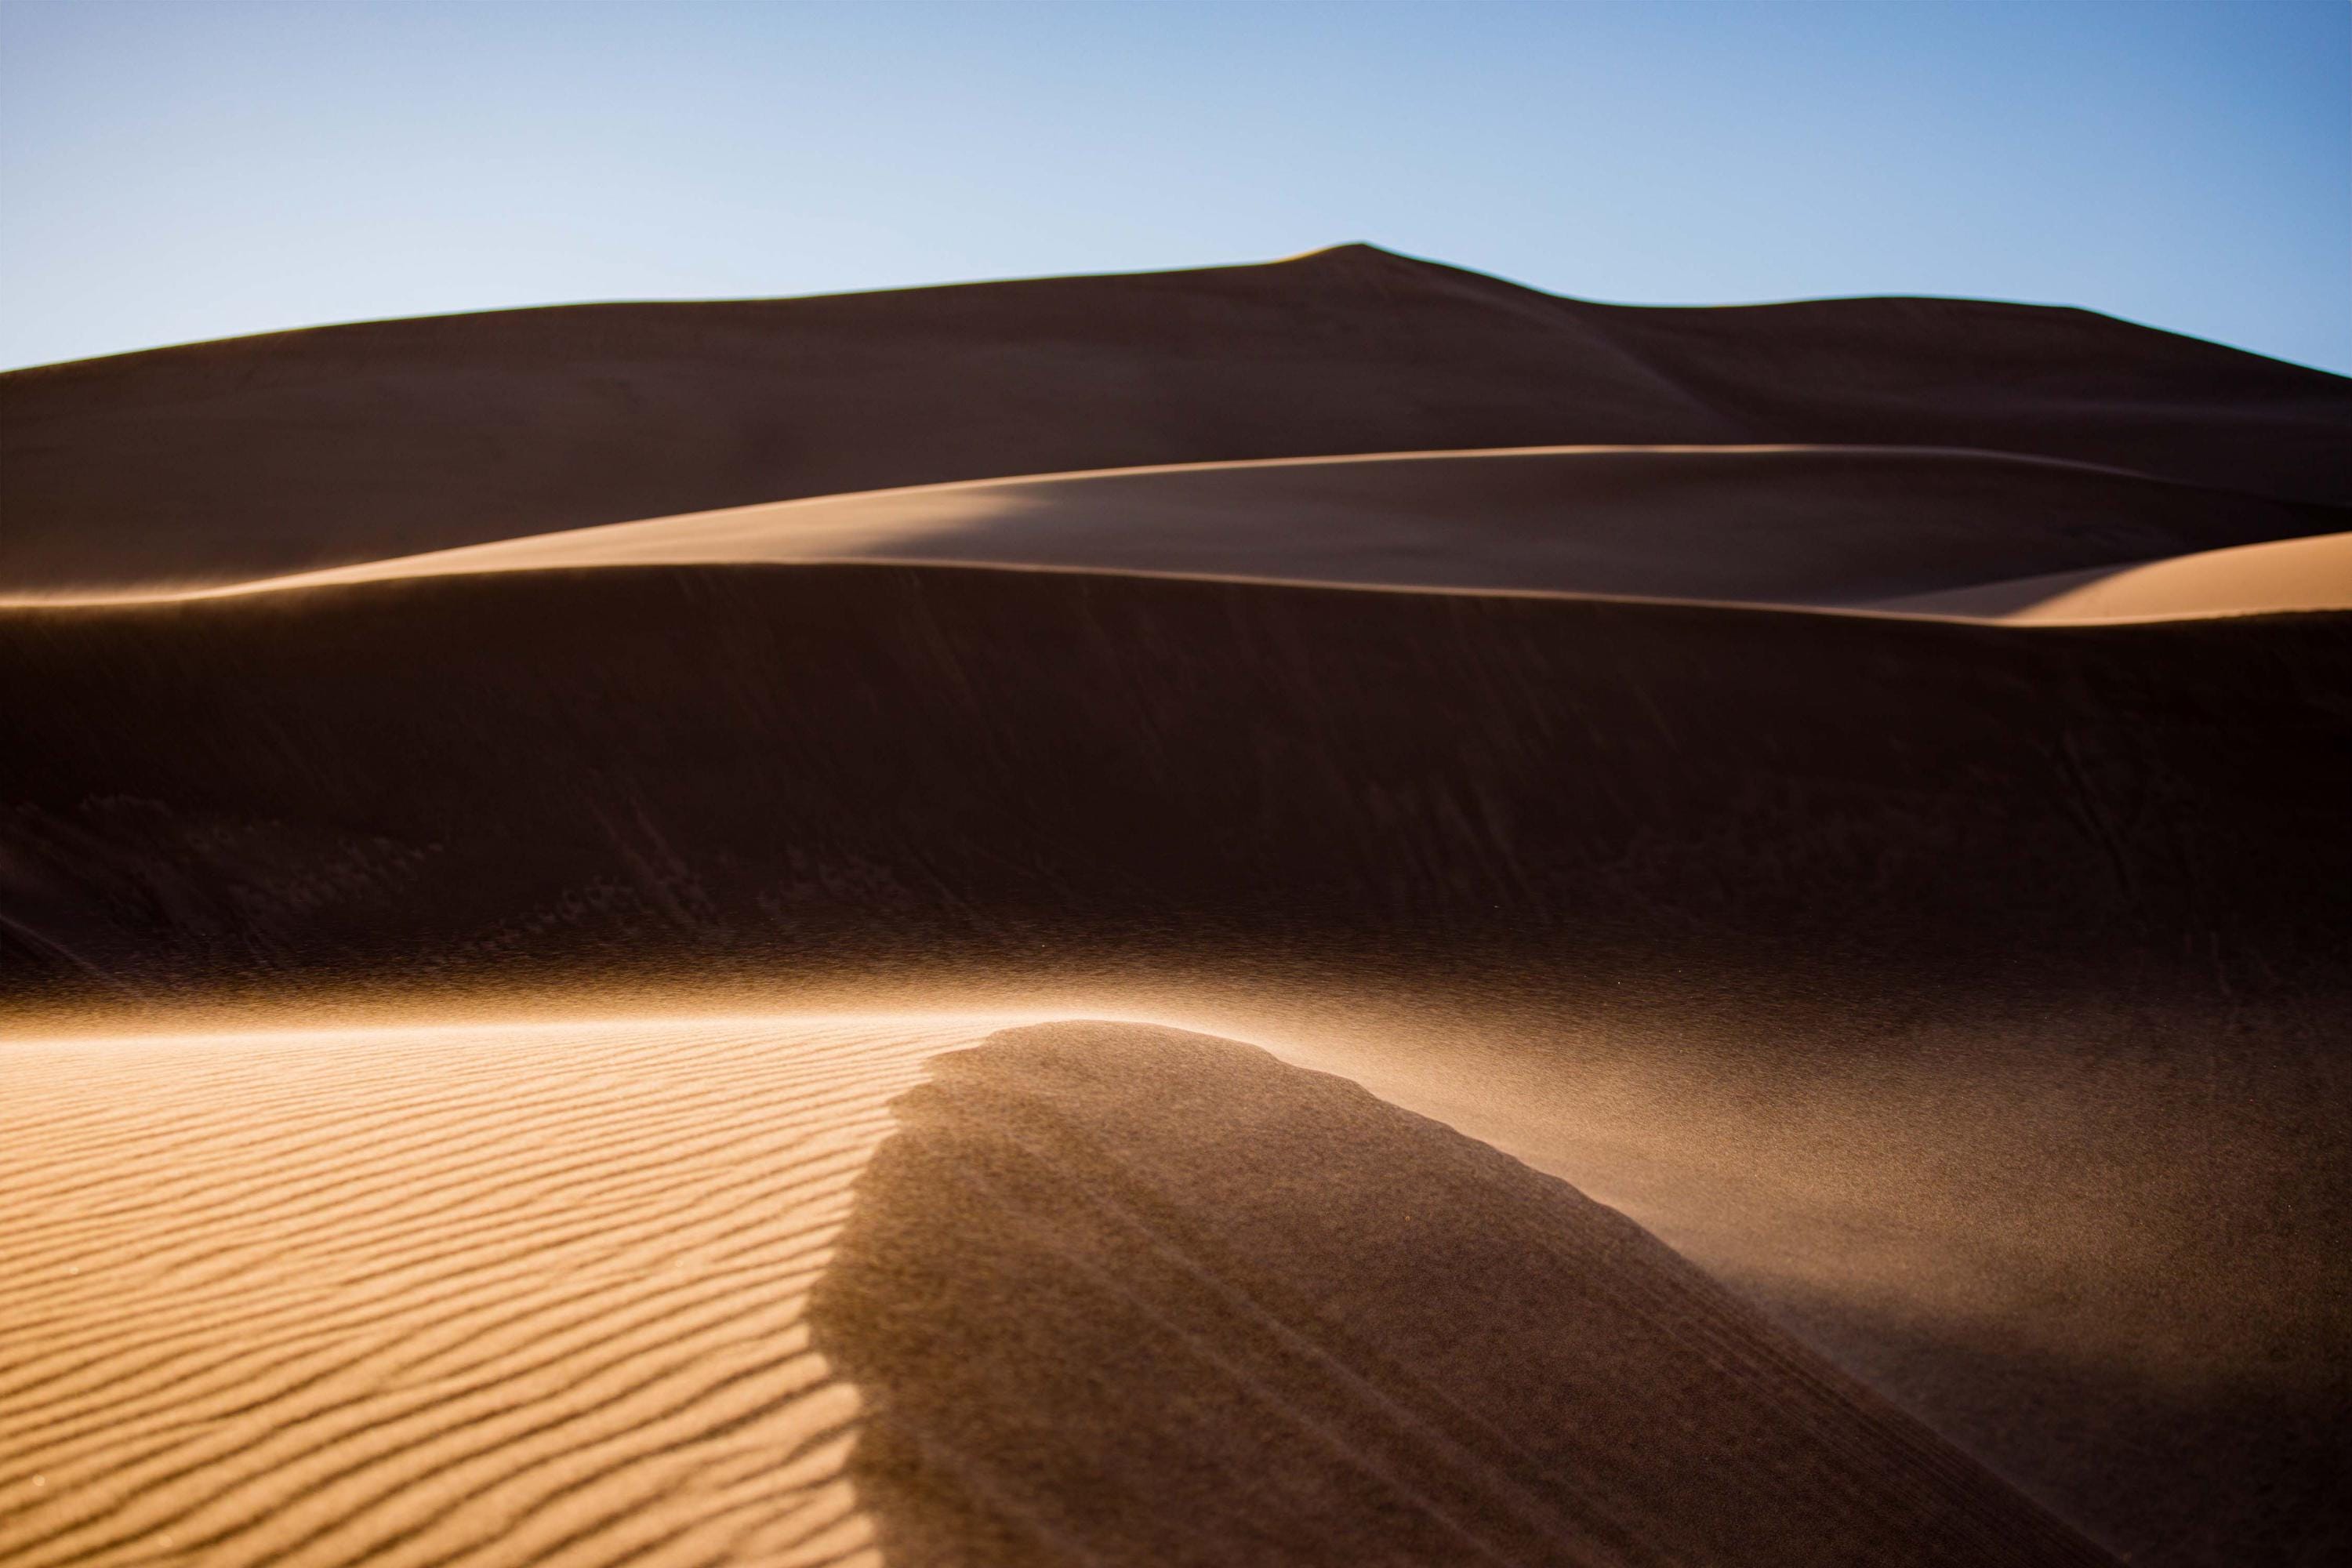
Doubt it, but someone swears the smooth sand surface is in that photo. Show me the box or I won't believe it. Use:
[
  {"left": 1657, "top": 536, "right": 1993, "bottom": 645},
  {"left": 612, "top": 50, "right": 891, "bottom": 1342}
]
[
  {"left": 15, "top": 445, "right": 2341, "bottom": 619},
  {"left": 7, "top": 243, "right": 2347, "bottom": 593},
  {"left": 0, "top": 1014, "right": 2107, "bottom": 1568}
]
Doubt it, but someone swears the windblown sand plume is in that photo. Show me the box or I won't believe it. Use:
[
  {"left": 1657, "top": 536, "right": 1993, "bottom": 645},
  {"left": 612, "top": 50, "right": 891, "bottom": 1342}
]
[{"left": 2, "top": 247, "right": 2347, "bottom": 1565}]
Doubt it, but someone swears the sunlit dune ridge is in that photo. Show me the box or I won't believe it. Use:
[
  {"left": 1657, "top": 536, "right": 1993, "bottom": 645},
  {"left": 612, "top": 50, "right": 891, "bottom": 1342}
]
[{"left": 4, "top": 444, "right": 2345, "bottom": 622}]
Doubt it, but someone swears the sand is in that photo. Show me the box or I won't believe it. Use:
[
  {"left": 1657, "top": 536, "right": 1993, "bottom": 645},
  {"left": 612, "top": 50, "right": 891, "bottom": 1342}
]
[
  {"left": 8, "top": 560, "right": 2346, "bottom": 1563},
  {"left": 4, "top": 246, "right": 2347, "bottom": 1566},
  {"left": 0, "top": 1015, "right": 991, "bottom": 1567},
  {"left": 0, "top": 1014, "right": 2107, "bottom": 1568}
]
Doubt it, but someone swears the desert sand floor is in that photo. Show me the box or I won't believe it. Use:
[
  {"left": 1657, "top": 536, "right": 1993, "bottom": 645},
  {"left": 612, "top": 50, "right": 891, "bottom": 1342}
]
[{"left": 0, "top": 1013, "right": 2108, "bottom": 1568}]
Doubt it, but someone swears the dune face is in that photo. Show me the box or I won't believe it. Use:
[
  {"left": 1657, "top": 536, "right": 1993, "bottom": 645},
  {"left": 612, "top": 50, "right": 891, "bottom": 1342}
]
[
  {"left": 5, "top": 247, "right": 2350, "bottom": 1567},
  {"left": 811, "top": 1022, "right": 2107, "bottom": 1567},
  {"left": 5, "top": 566, "right": 2342, "bottom": 1004},
  {"left": 5, "top": 242, "right": 2348, "bottom": 593}
]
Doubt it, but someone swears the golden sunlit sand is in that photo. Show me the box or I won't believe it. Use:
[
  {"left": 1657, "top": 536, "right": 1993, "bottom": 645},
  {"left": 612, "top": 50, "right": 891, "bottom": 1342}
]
[{"left": 0, "top": 1014, "right": 1008, "bottom": 1568}]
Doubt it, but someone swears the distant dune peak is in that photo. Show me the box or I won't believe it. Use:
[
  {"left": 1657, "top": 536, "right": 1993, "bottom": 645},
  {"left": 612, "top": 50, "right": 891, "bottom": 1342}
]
[
  {"left": 5, "top": 236, "right": 2347, "bottom": 594},
  {"left": 1274, "top": 239, "right": 1402, "bottom": 263}
]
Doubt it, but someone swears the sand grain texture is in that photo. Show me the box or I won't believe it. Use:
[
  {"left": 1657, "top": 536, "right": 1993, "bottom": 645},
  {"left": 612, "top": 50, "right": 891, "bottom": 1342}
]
[
  {"left": 0, "top": 1015, "right": 2111, "bottom": 1568},
  {"left": 813, "top": 1022, "right": 2107, "bottom": 1567},
  {"left": 0, "top": 1016, "right": 995, "bottom": 1568}
]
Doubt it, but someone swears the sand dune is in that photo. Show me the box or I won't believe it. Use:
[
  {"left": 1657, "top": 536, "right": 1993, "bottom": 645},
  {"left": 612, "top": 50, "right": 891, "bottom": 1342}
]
[
  {"left": 5, "top": 246, "right": 2348, "bottom": 1566},
  {"left": 0, "top": 1014, "right": 2107, "bottom": 1568},
  {"left": 6, "top": 243, "right": 2347, "bottom": 593},
  {"left": 16, "top": 444, "right": 2340, "bottom": 617},
  {"left": 813, "top": 1021, "right": 2104, "bottom": 1566},
  {"left": 8, "top": 564, "right": 2340, "bottom": 1006},
  {"left": 1876, "top": 528, "right": 2352, "bottom": 622},
  {"left": 5, "top": 561, "right": 2346, "bottom": 1562}
]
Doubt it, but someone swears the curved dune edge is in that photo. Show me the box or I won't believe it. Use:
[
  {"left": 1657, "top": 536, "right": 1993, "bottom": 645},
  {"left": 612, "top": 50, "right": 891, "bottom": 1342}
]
[
  {"left": 1873, "top": 529, "right": 2352, "bottom": 622},
  {"left": 9, "top": 243, "right": 2347, "bottom": 599},
  {"left": 811, "top": 1020, "right": 2107, "bottom": 1567},
  {"left": 0, "top": 1011, "right": 2109, "bottom": 1568},
  {"left": 3, "top": 444, "right": 2343, "bottom": 624}
]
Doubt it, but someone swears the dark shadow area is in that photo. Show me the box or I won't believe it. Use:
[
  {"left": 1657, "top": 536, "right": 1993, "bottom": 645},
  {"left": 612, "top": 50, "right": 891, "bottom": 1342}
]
[{"left": 808, "top": 1021, "right": 2108, "bottom": 1566}]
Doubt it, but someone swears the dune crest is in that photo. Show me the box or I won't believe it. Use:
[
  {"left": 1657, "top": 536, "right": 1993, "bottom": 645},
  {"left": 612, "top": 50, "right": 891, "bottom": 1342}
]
[
  {"left": 0, "top": 1013, "right": 2118, "bottom": 1566},
  {"left": 815, "top": 1021, "right": 2107, "bottom": 1566},
  {"left": 10, "top": 443, "right": 2342, "bottom": 619}
]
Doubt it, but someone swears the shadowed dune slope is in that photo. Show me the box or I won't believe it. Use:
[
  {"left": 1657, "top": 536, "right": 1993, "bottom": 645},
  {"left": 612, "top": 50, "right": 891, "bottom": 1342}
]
[
  {"left": 43, "top": 445, "right": 2342, "bottom": 615},
  {"left": 6, "top": 244, "right": 2348, "bottom": 592},
  {"left": 4, "top": 563, "right": 2340, "bottom": 1004},
  {"left": 810, "top": 1021, "right": 2108, "bottom": 1567}
]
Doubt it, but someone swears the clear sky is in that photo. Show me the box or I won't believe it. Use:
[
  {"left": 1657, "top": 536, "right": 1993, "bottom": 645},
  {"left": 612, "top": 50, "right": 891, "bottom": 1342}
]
[{"left": 3, "top": 0, "right": 2345, "bottom": 373}]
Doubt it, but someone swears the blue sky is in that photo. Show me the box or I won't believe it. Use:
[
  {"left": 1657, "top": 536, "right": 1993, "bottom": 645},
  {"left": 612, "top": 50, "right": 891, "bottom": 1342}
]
[{"left": 3, "top": 0, "right": 2345, "bottom": 372}]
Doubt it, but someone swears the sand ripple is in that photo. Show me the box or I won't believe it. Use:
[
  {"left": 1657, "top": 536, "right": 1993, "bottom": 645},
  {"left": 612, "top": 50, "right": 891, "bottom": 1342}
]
[{"left": 0, "top": 1015, "right": 1010, "bottom": 1568}]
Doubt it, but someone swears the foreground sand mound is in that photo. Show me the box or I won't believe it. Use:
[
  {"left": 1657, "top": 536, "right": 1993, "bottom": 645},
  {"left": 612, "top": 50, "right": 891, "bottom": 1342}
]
[
  {"left": 0, "top": 1014, "right": 2108, "bottom": 1566},
  {"left": 42, "top": 444, "right": 2339, "bottom": 615},
  {"left": 811, "top": 1021, "right": 2106, "bottom": 1566},
  {"left": 7, "top": 244, "right": 2347, "bottom": 592}
]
